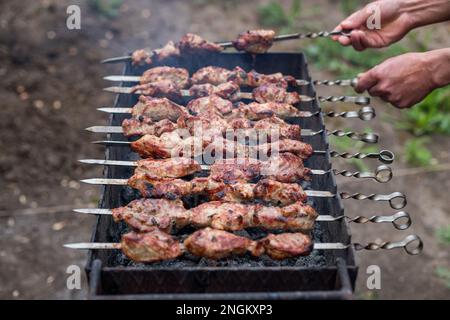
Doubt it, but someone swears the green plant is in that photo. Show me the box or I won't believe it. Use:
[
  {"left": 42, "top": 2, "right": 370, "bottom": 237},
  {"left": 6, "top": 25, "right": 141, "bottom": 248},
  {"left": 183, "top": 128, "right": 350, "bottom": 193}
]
[
  {"left": 258, "top": 0, "right": 302, "bottom": 28},
  {"left": 396, "top": 88, "right": 450, "bottom": 136},
  {"left": 304, "top": 39, "right": 408, "bottom": 78},
  {"left": 403, "top": 137, "right": 433, "bottom": 166},
  {"left": 340, "top": 0, "right": 361, "bottom": 16},
  {"left": 437, "top": 225, "right": 450, "bottom": 245},
  {"left": 88, "top": 0, "right": 123, "bottom": 18},
  {"left": 436, "top": 267, "right": 450, "bottom": 289}
]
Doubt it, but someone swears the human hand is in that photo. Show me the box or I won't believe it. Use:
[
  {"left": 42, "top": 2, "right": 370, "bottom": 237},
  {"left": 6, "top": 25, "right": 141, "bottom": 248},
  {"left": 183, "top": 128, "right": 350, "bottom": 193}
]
[
  {"left": 332, "top": 0, "right": 415, "bottom": 51},
  {"left": 354, "top": 52, "right": 441, "bottom": 108}
]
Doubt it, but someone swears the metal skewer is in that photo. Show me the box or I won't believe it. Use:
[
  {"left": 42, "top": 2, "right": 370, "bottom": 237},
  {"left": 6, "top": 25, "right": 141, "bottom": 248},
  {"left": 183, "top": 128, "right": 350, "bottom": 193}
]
[
  {"left": 79, "top": 159, "right": 392, "bottom": 183},
  {"left": 104, "top": 75, "right": 358, "bottom": 88},
  {"left": 73, "top": 208, "right": 411, "bottom": 230},
  {"left": 97, "top": 105, "right": 376, "bottom": 121},
  {"left": 86, "top": 127, "right": 378, "bottom": 143},
  {"left": 103, "top": 86, "right": 370, "bottom": 105},
  {"left": 101, "top": 30, "right": 352, "bottom": 64},
  {"left": 64, "top": 234, "right": 423, "bottom": 255}
]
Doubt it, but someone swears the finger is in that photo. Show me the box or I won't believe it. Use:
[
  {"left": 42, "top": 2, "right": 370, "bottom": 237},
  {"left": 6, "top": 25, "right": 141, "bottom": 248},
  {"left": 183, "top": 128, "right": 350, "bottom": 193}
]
[
  {"left": 338, "top": 35, "right": 351, "bottom": 46},
  {"left": 355, "top": 70, "right": 379, "bottom": 93},
  {"left": 341, "top": 8, "right": 370, "bottom": 30},
  {"left": 351, "top": 31, "right": 367, "bottom": 51}
]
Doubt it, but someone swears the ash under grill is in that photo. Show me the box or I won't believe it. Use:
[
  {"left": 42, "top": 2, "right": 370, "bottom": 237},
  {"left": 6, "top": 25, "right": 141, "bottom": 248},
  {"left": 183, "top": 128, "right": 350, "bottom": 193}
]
[{"left": 86, "top": 52, "right": 357, "bottom": 298}]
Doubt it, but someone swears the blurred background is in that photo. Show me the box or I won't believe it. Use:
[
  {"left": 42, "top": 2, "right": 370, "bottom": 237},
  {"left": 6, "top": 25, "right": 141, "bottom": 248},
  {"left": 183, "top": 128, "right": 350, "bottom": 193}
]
[{"left": 0, "top": 0, "right": 449, "bottom": 299}]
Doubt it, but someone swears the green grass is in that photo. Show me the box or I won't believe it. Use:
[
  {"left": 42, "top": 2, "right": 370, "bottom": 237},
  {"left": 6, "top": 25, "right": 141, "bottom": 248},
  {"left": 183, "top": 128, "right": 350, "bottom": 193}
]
[
  {"left": 397, "top": 88, "right": 450, "bottom": 136},
  {"left": 257, "top": 0, "right": 302, "bottom": 29},
  {"left": 436, "top": 267, "right": 450, "bottom": 289},
  {"left": 403, "top": 137, "right": 433, "bottom": 167},
  {"left": 437, "top": 225, "right": 450, "bottom": 245},
  {"left": 88, "top": 0, "right": 123, "bottom": 18}
]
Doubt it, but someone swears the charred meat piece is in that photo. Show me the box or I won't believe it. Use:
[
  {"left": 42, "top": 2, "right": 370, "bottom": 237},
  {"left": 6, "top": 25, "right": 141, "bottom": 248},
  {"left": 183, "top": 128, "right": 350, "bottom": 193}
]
[
  {"left": 253, "top": 201, "right": 317, "bottom": 232},
  {"left": 140, "top": 66, "right": 190, "bottom": 88},
  {"left": 186, "top": 94, "right": 234, "bottom": 116},
  {"left": 131, "top": 49, "right": 153, "bottom": 66},
  {"left": 189, "top": 201, "right": 254, "bottom": 231},
  {"left": 133, "top": 158, "right": 202, "bottom": 179},
  {"left": 210, "top": 152, "right": 311, "bottom": 183},
  {"left": 191, "top": 66, "right": 235, "bottom": 86},
  {"left": 260, "top": 232, "right": 313, "bottom": 259},
  {"left": 178, "top": 33, "right": 223, "bottom": 54},
  {"left": 131, "top": 80, "right": 183, "bottom": 101},
  {"left": 233, "top": 29, "right": 276, "bottom": 54},
  {"left": 120, "top": 230, "right": 183, "bottom": 262},
  {"left": 184, "top": 227, "right": 264, "bottom": 259},
  {"left": 112, "top": 198, "right": 189, "bottom": 233},
  {"left": 232, "top": 102, "right": 302, "bottom": 120},
  {"left": 252, "top": 83, "right": 301, "bottom": 104},
  {"left": 152, "top": 41, "right": 180, "bottom": 61},
  {"left": 122, "top": 117, "right": 176, "bottom": 137},
  {"left": 253, "top": 179, "right": 307, "bottom": 204},
  {"left": 189, "top": 81, "right": 240, "bottom": 101},
  {"left": 131, "top": 96, "right": 188, "bottom": 122}
]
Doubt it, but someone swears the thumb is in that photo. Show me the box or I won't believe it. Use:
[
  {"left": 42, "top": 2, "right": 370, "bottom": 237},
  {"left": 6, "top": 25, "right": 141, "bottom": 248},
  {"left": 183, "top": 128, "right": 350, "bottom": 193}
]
[
  {"left": 341, "top": 7, "right": 371, "bottom": 30},
  {"left": 355, "top": 69, "right": 379, "bottom": 93}
]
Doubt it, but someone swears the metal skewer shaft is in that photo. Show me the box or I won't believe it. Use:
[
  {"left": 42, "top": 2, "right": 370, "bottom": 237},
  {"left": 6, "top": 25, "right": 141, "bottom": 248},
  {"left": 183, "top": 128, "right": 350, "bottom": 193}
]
[
  {"left": 103, "top": 86, "right": 370, "bottom": 106},
  {"left": 64, "top": 234, "right": 423, "bottom": 255},
  {"left": 97, "top": 105, "right": 376, "bottom": 121},
  {"left": 73, "top": 208, "right": 411, "bottom": 230},
  {"left": 85, "top": 127, "right": 378, "bottom": 143},
  {"left": 104, "top": 75, "right": 358, "bottom": 88},
  {"left": 79, "top": 159, "right": 392, "bottom": 183}
]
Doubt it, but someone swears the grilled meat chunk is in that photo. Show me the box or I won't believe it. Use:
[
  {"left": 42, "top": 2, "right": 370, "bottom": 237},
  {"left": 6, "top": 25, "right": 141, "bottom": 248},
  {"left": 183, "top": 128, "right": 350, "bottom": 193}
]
[
  {"left": 191, "top": 66, "right": 235, "bottom": 85},
  {"left": 184, "top": 227, "right": 264, "bottom": 259},
  {"left": 131, "top": 96, "right": 188, "bottom": 122},
  {"left": 112, "top": 198, "right": 189, "bottom": 232},
  {"left": 233, "top": 29, "right": 276, "bottom": 54},
  {"left": 178, "top": 33, "right": 223, "bottom": 54},
  {"left": 152, "top": 41, "right": 180, "bottom": 60},
  {"left": 252, "top": 83, "right": 301, "bottom": 104},
  {"left": 186, "top": 94, "right": 233, "bottom": 116},
  {"left": 210, "top": 152, "right": 311, "bottom": 183},
  {"left": 122, "top": 117, "right": 176, "bottom": 137},
  {"left": 121, "top": 230, "right": 183, "bottom": 262},
  {"left": 260, "top": 232, "right": 313, "bottom": 259},
  {"left": 134, "top": 158, "right": 202, "bottom": 179},
  {"left": 140, "top": 66, "right": 190, "bottom": 88},
  {"left": 232, "top": 102, "right": 302, "bottom": 120},
  {"left": 131, "top": 80, "right": 183, "bottom": 101},
  {"left": 131, "top": 49, "right": 153, "bottom": 66},
  {"left": 189, "top": 81, "right": 240, "bottom": 101},
  {"left": 253, "top": 201, "right": 318, "bottom": 231}
]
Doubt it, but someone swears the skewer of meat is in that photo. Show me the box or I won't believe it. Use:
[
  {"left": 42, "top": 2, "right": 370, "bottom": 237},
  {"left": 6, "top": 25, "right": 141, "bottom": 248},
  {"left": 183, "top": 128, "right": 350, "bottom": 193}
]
[
  {"left": 74, "top": 198, "right": 319, "bottom": 233},
  {"left": 75, "top": 199, "right": 412, "bottom": 233},
  {"left": 102, "top": 30, "right": 352, "bottom": 65},
  {"left": 104, "top": 65, "right": 358, "bottom": 88},
  {"left": 64, "top": 229, "right": 423, "bottom": 262},
  {"left": 104, "top": 81, "right": 370, "bottom": 105}
]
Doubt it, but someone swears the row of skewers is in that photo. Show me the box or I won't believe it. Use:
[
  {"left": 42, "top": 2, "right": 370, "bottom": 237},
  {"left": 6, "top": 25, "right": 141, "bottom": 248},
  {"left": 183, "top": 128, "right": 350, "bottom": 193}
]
[{"left": 66, "top": 31, "right": 423, "bottom": 262}]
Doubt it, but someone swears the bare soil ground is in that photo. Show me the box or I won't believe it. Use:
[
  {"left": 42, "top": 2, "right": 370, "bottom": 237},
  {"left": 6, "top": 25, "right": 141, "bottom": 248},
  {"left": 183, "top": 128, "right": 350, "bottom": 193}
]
[{"left": 0, "top": 0, "right": 448, "bottom": 299}]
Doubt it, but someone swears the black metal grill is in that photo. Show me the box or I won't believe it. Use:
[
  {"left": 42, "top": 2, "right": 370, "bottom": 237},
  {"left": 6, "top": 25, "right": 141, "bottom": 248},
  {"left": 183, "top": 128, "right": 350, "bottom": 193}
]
[{"left": 85, "top": 52, "right": 358, "bottom": 299}]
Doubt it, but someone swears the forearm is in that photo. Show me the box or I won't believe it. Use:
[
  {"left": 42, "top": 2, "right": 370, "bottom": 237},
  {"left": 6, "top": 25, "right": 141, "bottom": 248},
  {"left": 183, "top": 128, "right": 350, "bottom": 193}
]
[
  {"left": 426, "top": 48, "right": 450, "bottom": 89},
  {"left": 400, "top": 0, "right": 450, "bottom": 28}
]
